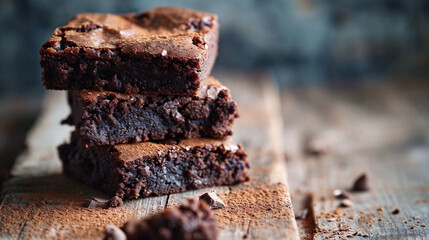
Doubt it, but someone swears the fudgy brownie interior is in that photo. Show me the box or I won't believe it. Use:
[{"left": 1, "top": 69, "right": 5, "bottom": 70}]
[
  {"left": 64, "top": 77, "right": 239, "bottom": 146},
  {"left": 59, "top": 135, "right": 249, "bottom": 205}
]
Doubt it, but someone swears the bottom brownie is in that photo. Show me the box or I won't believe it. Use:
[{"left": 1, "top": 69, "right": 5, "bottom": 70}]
[{"left": 59, "top": 136, "right": 249, "bottom": 204}]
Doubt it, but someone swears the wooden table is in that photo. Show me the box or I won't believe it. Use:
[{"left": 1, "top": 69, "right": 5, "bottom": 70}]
[
  {"left": 282, "top": 80, "right": 429, "bottom": 239},
  {"left": 1, "top": 71, "right": 428, "bottom": 239},
  {"left": 0, "top": 72, "right": 298, "bottom": 239}
]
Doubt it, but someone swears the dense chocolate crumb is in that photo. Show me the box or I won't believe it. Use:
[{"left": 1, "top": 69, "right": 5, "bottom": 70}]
[
  {"left": 199, "top": 191, "right": 225, "bottom": 209},
  {"left": 113, "top": 198, "right": 217, "bottom": 240},
  {"left": 352, "top": 173, "right": 370, "bottom": 192},
  {"left": 104, "top": 225, "right": 126, "bottom": 240},
  {"left": 59, "top": 136, "right": 249, "bottom": 203},
  {"left": 64, "top": 77, "right": 238, "bottom": 146}
]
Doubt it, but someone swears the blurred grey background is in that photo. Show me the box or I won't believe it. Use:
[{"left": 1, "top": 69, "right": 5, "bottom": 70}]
[
  {"left": 1, "top": 0, "right": 429, "bottom": 97},
  {"left": 0, "top": 0, "right": 429, "bottom": 182}
]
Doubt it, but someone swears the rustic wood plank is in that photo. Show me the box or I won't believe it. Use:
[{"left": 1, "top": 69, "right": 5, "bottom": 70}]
[
  {"left": 167, "top": 71, "right": 298, "bottom": 239},
  {"left": 282, "top": 81, "right": 429, "bottom": 239},
  {"left": 0, "top": 71, "right": 299, "bottom": 240}
]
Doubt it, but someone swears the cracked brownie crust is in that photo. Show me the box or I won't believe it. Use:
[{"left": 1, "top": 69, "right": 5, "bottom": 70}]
[
  {"left": 64, "top": 77, "right": 239, "bottom": 146},
  {"left": 59, "top": 136, "right": 249, "bottom": 203},
  {"left": 40, "top": 7, "right": 219, "bottom": 95}
]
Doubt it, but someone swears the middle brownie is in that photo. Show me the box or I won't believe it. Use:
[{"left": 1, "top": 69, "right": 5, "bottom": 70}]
[{"left": 64, "top": 77, "right": 239, "bottom": 146}]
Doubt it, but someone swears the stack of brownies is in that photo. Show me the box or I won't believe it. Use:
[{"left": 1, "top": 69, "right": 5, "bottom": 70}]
[{"left": 39, "top": 7, "right": 249, "bottom": 206}]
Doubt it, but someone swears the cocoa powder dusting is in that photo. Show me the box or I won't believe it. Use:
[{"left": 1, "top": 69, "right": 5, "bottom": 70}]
[
  {"left": 213, "top": 181, "right": 292, "bottom": 228},
  {"left": 1, "top": 176, "right": 294, "bottom": 238},
  {"left": 0, "top": 175, "right": 150, "bottom": 239}
]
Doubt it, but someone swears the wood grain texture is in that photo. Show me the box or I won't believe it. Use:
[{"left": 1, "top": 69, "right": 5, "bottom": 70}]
[
  {"left": 282, "top": 81, "right": 429, "bottom": 239},
  {"left": 0, "top": 72, "right": 298, "bottom": 240}
]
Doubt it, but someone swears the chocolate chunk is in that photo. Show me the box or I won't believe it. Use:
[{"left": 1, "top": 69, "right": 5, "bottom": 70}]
[
  {"left": 109, "top": 196, "right": 123, "bottom": 208},
  {"left": 392, "top": 208, "right": 401, "bottom": 215},
  {"left": 199, "top": 191, "right": 226, "bottom": 209},
  {"left": 85, "top": 197, "right": 110, "bottom": 209},
  {"left": 339, "top": 199, "right": 354, "bottom": 208},
  {"left": 352, "top": 173, "right": 370, "bottom": 192},
  {"left": 104, "top": 225, "right": 126, "bottom": 240},
  {"left": 333, "top": 189, "right": 353, "bottom": 200}
]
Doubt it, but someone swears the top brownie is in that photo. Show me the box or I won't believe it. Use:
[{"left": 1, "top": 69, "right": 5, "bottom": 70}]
[{"left": 40, "top": 7, "right": 219, "bottom": 95}]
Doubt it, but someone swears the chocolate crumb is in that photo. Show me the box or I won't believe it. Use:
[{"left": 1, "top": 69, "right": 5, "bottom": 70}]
[
  {"left": 105, "top": 225, "right": 126, "bottom": 240},
  {"left": 295, "top": 208, "right": 309, "bottom": 220},
  {"left": 109, "top": 196, "right": 123, "bottom": 208},
  {"left": 192, "top": 34, "right": 207, "bottom": 50},
  {"left": 85, "top": 197, "right": 110, "bottom": 209},
  {"left": 392, "top": 208, "right": 400, "bottom": 215},
  {"left": 339, "top": 199, "right": 354, "bottom": 208},
  {"left": 421, "top": 224, "right": 426, "bottom": 227},
  {"left": 333, "top": 189, "right": 353, "bottom": 200},
  {"left": 110, "top": 198, "right": 217, "bottom": 240},
  {"left": 352, "top": 173, "right": 370, "bottom": 192},
  {"left": 199, "top": 191, "right": 225, "bottom": 209}
]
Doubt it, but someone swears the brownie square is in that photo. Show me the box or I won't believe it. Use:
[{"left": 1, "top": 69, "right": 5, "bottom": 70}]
[
  {"left": 63, "top": 77, "right": 239, "bottom": 146},
  {"left": 40, "top": 7, "right": 219, "bottom": 95},
  {"left": 59, "top": 136, "right": 249, "bottom": 202}
]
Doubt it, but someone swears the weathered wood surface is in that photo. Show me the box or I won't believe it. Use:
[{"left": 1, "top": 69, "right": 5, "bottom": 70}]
[
  {"left": 0, "top": 72, "right": 299, "bottom": 239},
  {"left": 283, "top": 80, "right": 429, "bottom": 239}
]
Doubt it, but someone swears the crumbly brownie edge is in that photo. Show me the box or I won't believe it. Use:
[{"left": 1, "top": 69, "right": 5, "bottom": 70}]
[
  {"left": 58, "top": 142, "right": 122, "bottom": 197},
  {"left": 66, "top": 88, "right": 238, "bottom": 146},
  {"left": 40, "top": 48, "right": 201, "bottom": 95},
  {"left": 58, "top": 139, "right": 249, "bottom": 201}
]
